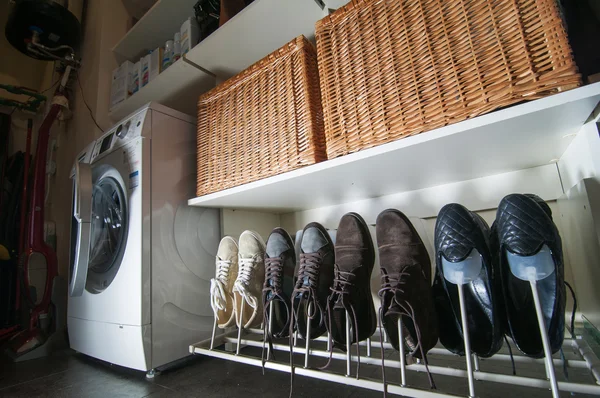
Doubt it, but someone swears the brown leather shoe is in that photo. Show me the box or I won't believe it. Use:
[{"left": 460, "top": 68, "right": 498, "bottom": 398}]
[
  {"left": 376, "top": 209, "right": 439, "bottom": 359},
  {"left": 328, "top": 212, "right": 376, "bottom": 349}
]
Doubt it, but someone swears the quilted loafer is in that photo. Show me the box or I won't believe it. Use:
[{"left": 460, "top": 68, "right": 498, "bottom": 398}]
[
  {"left": 493, "top": 193, "right": 565, "bottom": 357},
  {"left": 433, "top": 203, "right": 503, "bottom": 358}
]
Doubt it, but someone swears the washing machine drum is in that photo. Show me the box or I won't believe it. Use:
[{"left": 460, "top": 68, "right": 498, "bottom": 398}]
[{"left": 86, "top": 177, "right": 128, "bottom": 293}]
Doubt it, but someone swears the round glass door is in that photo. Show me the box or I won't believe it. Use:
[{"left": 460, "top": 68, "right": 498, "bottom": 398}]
[{"left": 86, "top": 176, "right": 128, "bottom": 293}]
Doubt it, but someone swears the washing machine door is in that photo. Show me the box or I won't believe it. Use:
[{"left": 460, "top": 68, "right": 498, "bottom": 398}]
[
  {"left": 69, "top": 161, "right": 92, "bottom": 297},
  {"left": 85, "top": 167, "right": 129, "bottom": 294}
]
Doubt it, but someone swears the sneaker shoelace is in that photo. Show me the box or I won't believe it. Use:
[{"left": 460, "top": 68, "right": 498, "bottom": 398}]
[
  {"left": 321, "top": 267, "right": 362, "bottom": 378},
  {"left": 504, "top": 335, "right": 517, "bottom": 376},
  {"left": 378, "top": 269, "right": 436, "bottom": 394},
  {"left": 261, "top": 256, "right": 291, "bottom": 369},
  {"left": 233, "top": 257, "right": 259, "bottom": 310},
  {"left": 210, "top": 259, "right": 231, "bottom": 320},
  {"left": 288, "top": 252, "right": 327, "bottom": 397}
]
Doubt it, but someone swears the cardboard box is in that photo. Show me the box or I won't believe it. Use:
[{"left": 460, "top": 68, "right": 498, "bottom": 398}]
[
  {"left": 141, "top": 47, "right": 163, "bottom": 87},
  {"left": 180, "top": 17, "right": 200, "bottom": 55},
  {"left": 131, "top": 61, "right": 141, "bottom": 95},
  {"left": 110, "top": 61, "right": 134, "bottom": 108}
]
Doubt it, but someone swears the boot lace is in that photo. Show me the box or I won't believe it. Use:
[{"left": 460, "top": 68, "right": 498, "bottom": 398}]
[
  {"left": 261, "top": 256, "right": 291, "bottom": 369},
  {"left": 378, "top": 269, "right": 436, "bottom": 393},
  {"left": 288, "top": 252, "right": 327, "bottom": 397},
  {"left": 210, "top": 259, "right": 231, "bottom": 320},
  {"left": 321, "top": 267, "right": 362, "bottom": 378},
  {"left": 233, "top": 257, "right": 259, "bottom": 310}
]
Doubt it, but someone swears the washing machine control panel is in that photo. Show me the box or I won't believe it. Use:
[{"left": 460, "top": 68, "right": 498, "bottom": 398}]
[{"left": 91, "top": 110, "right": 147, "bottom": 162}]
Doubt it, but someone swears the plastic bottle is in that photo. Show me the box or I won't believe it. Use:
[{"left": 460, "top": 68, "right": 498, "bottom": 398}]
[
  {"left": 162, "top": 40, "right": 174, "bottom": 70},
  {"left": 173, "top": 32, "right": 181, "bottom": 62}
]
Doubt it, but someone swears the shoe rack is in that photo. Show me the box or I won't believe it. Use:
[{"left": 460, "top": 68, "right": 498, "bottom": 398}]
[
  {"left": 189, "top": 84, "right": 600, "bottom": 396},
  {"left": 191, "top": 326, "right": 600, "bottom": 397}
]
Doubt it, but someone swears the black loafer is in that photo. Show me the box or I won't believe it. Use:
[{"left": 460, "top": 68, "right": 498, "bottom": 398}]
[
  {"left": 433, "top": 203, "right": 503, "bottom": 358},
  {"left": 493, "top": 194, "right": 565, "bottom": 357}
]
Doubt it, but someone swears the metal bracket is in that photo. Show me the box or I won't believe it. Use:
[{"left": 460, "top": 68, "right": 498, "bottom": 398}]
[{"left": 312, "top": 0, "right": 326, "bottom": 10}]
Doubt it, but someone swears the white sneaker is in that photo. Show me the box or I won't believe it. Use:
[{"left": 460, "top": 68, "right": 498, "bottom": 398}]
[
  {"left": 210, "top": 236, "right": 239, "bottom": 329},
  {"left": 233, "top": 230, "right": 266, "bottom": 328}
]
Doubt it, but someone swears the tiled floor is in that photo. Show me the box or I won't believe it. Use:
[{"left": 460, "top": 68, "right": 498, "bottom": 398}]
[
  {"left": 0, "top": 346, "right": 378, "bottom": 397},
  {"left": 2, "top": 332, "right": 599, "bottom": 397}
]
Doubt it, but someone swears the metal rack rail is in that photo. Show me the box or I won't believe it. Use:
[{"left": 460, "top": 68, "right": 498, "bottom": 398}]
[{"left": 191, "top": 321, "right": 600, "bottom": 397}]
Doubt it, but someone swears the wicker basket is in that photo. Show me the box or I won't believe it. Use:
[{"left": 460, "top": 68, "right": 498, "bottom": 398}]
[
  {"left": 196, "top": 36, "right": 326, "bottom": 196},
  {"left": 316, "top": 0, "right": 581, "bottom": 159}
]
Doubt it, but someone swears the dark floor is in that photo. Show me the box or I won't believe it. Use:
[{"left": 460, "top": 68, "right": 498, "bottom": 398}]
[
  {"left": 2, "top": 332, "right": 599, "bottom": 397},
  {"left": 0, "top": 346, "right": 378, "bottom": 398}
]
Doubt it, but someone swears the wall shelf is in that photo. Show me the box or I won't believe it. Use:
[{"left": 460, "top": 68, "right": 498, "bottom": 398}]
[
  {"left": 112, "top": 0, "right": 199, "bottom": 62},
  {"left": 110, "top": 0, "right": 326, "bottom": 120},
  {"left": 185, "top": 0, "right": 327, "bottom": 79},
  {"left": 108, "top": 57, "right": 215, "bottom": 121},
  {"left": 188, "top": 83, "right": 600, "bottom": 212}
]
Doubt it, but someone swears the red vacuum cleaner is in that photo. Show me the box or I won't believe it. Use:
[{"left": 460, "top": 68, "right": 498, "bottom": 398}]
[
  {"left": 5, "top": 69, "right": 71, "bottom": 358},
  {"left": 3, "top": 0, "right": 81, "bottom": 358}
]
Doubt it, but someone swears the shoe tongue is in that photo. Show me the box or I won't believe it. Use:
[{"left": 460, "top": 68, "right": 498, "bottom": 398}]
[
  {"left": 382, "top": 298, "right": 419, "bottom": 354},
  {"left": 385, "top": 299, "right": 404, "bottom": 316},
  {"left": 333, "top": 294, "right": 346, "bottom": 310}
]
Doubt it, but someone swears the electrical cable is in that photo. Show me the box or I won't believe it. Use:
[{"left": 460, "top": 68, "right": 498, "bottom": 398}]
[
  {"left": 503, "top": 335, "right": 517, "bottom": 376},
  {"left": 565, "top": 281, "right": 577, "bottom": 338},
  {"left": 41, "top": 79, "right": 60, "bottom": 94},
  {"left": 76, "top": 71, "right": 104, "bottom": 133}
]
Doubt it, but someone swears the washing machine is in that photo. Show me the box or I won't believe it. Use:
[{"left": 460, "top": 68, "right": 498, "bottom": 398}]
[{"left": 68, "top": 102, "right": 220, "bottom": 372}]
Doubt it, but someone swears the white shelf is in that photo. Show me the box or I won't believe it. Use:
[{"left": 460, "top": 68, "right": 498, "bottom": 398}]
[
  {"left": 185, "top": 0, "right": 327, "bottom": 79},
  {"left": 109, "top": 0, "right": 324, "bottom": 119},
  {"left": 323, "top": 0, "right": 351, "bottom": 10},
  {"left": 112, "top": 0, "right": 198, "bottom": 62},
  {"left": 188, "top": 83, "right": 600, "bottom": 212},
  {"left": 108, "top": 57, "right": 215, "bottom": 121}
]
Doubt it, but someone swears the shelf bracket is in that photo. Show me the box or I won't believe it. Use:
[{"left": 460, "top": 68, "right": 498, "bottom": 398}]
[
  {"left": 313, "top": 0, "right": 326, "bottom": 10},
  {"left": 182, "top": 54, "right": 217, "bottom": 78}
]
